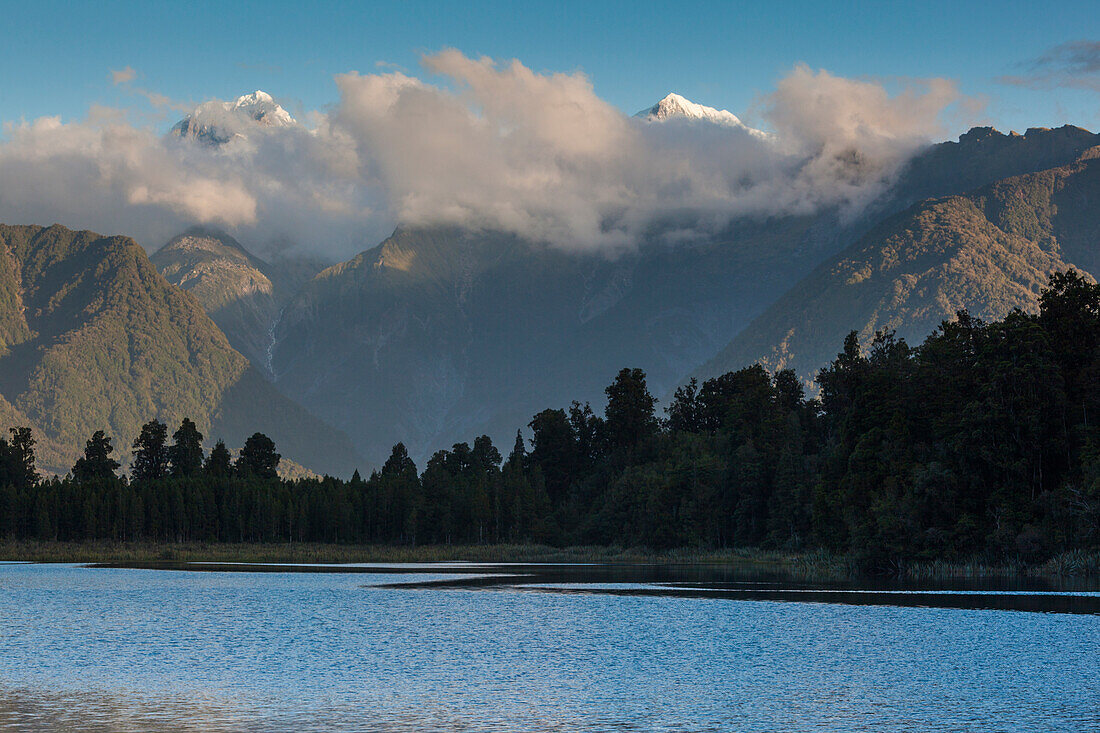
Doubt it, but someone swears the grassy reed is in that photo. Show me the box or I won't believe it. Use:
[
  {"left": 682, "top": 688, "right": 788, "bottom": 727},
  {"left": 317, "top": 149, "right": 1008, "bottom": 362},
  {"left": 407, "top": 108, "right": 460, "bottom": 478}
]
[
  {"left": 1, "top": 541, "right": 1096, "bottom": 577},
  {"left": 1040, "top": 549, "right": 1100, "bottom": 577},
  {"left": 0, "top": 541, "right": 798, "bottom": 566}
]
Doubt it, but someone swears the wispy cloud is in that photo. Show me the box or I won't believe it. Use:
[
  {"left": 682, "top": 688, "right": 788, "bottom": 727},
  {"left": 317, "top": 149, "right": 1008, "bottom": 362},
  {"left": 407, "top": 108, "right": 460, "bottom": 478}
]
[
  {"left": 131, "top": 88, "right": 191, "bottom": 113},
  {"left": 110, "top": 66, "right": 137, "bottom": 85},
  {"left": 108, "top": 65, "right": 190, "bottom": 113},
  {"left": 999, "top": 40, "right": 1100, "bottom": 91}
]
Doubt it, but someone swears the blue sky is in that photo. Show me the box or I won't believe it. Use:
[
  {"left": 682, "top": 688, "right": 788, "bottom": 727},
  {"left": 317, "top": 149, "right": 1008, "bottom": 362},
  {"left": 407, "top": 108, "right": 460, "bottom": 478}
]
[{"left": 3, "top": 0, "right": 1100, "bottom": 136}]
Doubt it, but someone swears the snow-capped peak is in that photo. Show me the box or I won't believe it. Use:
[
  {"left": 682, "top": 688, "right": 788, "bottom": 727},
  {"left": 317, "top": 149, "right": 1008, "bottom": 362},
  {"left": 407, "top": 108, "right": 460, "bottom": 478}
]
[
  {"left": 635, "top": 93, "right": 767, "bottom": 137},
  {"left": 172, "top": 90, "right": 295, "bottom": 146},
  {"left": 229, "top": 90, "right": 295, "bottom": 127}
]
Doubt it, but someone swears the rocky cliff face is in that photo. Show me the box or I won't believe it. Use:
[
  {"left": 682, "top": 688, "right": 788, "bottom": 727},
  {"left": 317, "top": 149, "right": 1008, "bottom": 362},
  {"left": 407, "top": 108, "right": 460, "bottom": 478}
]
[{"left": 152, "top": 228, "right": 321, "bottom": 374}]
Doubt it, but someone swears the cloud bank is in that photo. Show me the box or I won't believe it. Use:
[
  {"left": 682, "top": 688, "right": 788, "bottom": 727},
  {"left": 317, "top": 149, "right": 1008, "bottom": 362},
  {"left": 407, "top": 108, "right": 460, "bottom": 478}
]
[{"left": 0, "top": 52, "right": 964, "bottom": 257}]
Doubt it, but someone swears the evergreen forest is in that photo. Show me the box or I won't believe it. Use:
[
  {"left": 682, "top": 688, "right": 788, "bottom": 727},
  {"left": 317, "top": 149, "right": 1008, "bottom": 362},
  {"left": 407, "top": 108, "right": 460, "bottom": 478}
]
[{"left": 2, "top": 271, "right": 1100, "bottom": 566}]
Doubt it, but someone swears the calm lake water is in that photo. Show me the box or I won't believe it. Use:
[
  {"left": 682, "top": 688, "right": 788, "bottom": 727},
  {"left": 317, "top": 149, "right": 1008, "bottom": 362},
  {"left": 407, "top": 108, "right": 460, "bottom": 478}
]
[{"left": 0, "top": 562, "right": 1097, "bottom": 732}]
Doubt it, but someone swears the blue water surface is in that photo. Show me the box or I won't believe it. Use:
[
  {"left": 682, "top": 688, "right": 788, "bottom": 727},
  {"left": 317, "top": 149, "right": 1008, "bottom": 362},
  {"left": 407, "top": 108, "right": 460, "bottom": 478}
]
[{"left": 0, "top": 563, "right": 1096, "bottom": 732}]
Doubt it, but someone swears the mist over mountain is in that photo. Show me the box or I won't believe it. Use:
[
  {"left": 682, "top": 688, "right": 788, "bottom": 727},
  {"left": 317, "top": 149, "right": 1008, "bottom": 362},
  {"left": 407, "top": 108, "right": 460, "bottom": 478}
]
[
  {"left": 4, "top": 70, "right": 1099, "bottom": 474},
  {"left": 635, "top": 92, "right": 768, "bottom": 137},
  {"left": 171, "top": 90, "right": 296, "bottom": 146},
  {"left": 0, "top": 58, "right": 964, "bottom": 259},
  {"left": 258, "top": 123, "right": 1100, "bottom": 464}
]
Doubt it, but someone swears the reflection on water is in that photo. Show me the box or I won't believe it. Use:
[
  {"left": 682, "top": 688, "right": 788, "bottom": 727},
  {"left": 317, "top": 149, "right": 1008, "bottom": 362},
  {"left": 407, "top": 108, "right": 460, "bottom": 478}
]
[
  {"left": 363, "top": 562, "right": 1100, "bottom": 614},
  {"left": 0, "top": 563, "right": 1097, "bottom": 731}
]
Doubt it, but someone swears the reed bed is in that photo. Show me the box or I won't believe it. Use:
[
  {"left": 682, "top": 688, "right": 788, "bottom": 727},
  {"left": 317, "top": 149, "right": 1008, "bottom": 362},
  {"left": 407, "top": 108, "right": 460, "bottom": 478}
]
[{"left": 1, "top": 541, "right": 1096, "bottom": 578}]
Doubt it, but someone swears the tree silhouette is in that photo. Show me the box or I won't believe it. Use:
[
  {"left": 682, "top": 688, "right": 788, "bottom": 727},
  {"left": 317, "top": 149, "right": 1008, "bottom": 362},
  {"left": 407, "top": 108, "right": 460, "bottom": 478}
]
[
  {"left": 132, "top": 420, "right": 169, "bottom": 482},
  {"left": 72, "top": 431, "right": 120, "bottom": 481},
  {"left": 168, "top": 418, "right": 205, "bottom": 477},
  {"left": 7, "top": 271, "right": 1100, "bottom": 561},
  {"left": 7, "top": 427, "right": 38, "bottom": 489},
  {"left": 236, "top": 433, "right": 280, "bottom": 479},
  {"left": 204, "top": 440, "right": 233, "bottom": 477},
  {"left": 604, "top": 367, "right": 657, "bottom": 450}
]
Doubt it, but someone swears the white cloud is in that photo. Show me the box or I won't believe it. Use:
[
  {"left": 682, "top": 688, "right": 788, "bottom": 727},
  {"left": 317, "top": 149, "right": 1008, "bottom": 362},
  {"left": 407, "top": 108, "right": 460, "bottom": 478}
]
[
  {"left": 110, "top": 66, "right": 137, "bottom": 85},
  {"left": 764, "top": 65, "right": 962, "bottom": 214},
  {"left": 1, "top": 53, "right": 967, "bottom": 258},
  {"left": 0, "top": 108, "right": 256, "bottom": 241}
]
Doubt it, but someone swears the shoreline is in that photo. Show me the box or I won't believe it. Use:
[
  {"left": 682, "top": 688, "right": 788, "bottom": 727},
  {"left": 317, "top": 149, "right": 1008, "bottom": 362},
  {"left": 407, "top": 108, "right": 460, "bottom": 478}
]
[{"left": 0, "top": 541, "right": 1096, "bottom": 578}]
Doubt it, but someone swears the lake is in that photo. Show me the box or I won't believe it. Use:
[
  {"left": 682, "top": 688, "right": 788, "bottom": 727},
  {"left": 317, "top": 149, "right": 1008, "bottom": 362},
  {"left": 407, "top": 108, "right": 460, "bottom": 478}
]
[{"left": 0, "top": 562, "right": 1097, "bottom": 731}]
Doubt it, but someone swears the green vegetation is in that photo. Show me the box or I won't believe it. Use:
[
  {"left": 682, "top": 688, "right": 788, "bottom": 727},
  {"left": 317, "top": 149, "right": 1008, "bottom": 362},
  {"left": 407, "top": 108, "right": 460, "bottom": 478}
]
[
  {"left": 700, "top": 146, "right": 1100, "bottom": 386},
  {"left": 1, "top": 540, "right": 1094, "bottom": 578},
  {"left": 0, "top": 223, "right": 361, "bottom": 476},
  {"left": 151, "top": 227, "right": 321, "bottom": 370},
  {"left": 0, "top": 541, "right": 802, "bottom": 565},
  {"left": 1, "top": 271, "right": 1100, "bottom": 573}
]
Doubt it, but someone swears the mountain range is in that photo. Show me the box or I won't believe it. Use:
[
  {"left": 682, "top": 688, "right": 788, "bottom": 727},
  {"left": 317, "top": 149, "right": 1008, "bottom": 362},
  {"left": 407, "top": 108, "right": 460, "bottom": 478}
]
[
  {"left": 258, "top": 119, "right": 1100, "bottom": 464},
  {"left": 6, "top": 92, "right": 1100, "bottom": 474},
  {"left": 151, "top": 228, "right": 323, "bottom": 373}
]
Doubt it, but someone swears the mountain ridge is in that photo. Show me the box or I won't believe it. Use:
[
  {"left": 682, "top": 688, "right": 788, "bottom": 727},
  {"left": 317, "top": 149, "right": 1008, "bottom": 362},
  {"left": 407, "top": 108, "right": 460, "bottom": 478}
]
[
  {"left": 0, "top": 223, "right": 361, "bottom": 476},
  {"left": 695, "top": 143, "right": 1100, "bottom": 386},
  {"left": 152, "top": 227, "right": 323, "bottom": 373}
]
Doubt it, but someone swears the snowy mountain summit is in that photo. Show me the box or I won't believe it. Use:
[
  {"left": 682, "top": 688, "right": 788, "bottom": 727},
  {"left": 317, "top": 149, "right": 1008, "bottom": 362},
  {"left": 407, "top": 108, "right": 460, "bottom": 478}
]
[
  {"left": 230, "top": 91, "right": 295, "bottom": 126},
  {"left": 635, "top": 93, "right": 766, "bottom": 137},
  {"left": 172, "top": 90, "right": 296, "bottom": 146}
]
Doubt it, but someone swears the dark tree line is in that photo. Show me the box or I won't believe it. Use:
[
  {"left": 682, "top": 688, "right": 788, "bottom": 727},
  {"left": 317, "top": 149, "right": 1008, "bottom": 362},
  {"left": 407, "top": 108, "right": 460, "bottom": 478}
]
[{"left": 1, "top": 272, "right": 1099, "bottom": 564}]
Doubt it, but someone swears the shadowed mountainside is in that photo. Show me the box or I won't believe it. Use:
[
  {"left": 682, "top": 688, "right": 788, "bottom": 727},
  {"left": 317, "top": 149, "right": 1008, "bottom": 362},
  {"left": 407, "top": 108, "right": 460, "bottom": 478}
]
[
  {"left": 151, "top": 228, "right": 323, "bottom": 373},
  {"left": 269, "top": 125, "right": 1100, "bottom": 463},
  {"left": 0, "top": 224, "right": 360, "bottom": 475},
  {"left": 270, "top": 217, "right": 840, "bottom": 464},
  {"left": 697, "top": 144, "right": 1100, "bottom": 384}
]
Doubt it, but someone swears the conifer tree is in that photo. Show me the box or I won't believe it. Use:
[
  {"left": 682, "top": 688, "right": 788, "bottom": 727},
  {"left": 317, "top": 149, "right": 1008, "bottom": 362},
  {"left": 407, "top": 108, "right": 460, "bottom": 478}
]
[
  {"left": 508, "top": 430, "right": 526, "bottom": 467},
  {"left": 7, "top": 427, "right": 38, "bottom": 489},
  {"left": 169, "top": 418, "right": 205, "bottom": 477},
  {"left": 132, "top": 420, "right": 170, "bottom": 482},
  {"left": 604, "top": 367, "right": 657, "bottom": 450},
  {"left": 204, "top": 440, "right": 233, "bottom": 477},
  {"left": 72, "top": 431, "right": 120, "bottom": 481},
  {"left": 236, "top": 433, "right": 280, "bottom": 479}
]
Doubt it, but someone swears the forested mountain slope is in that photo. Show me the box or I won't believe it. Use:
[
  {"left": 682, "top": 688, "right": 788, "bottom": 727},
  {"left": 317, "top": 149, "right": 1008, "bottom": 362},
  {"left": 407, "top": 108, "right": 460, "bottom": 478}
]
[
  {"left": 0, "top": 224, "right": 360, "bottom": 475},
  {"left": 697, "top": 145, "right": 1100, "bottom": 384},
  {"left": 885, "top": 125, "right": 1100, "bottom": 211},
  {"left": 152, "top": 228, "right": 322, "bottom": 372},
  {"left": 271, "top": 217, "right": 840, "bottom": 464},
  {"left": 268, "top": 126, "right": 1100, "bottom": 463}
]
